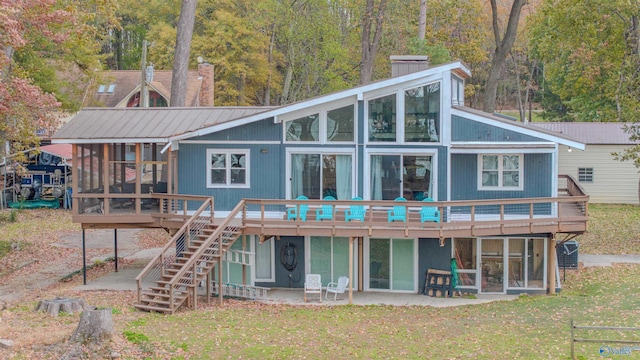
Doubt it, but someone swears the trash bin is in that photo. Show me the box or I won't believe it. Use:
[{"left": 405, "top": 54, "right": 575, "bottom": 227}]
[{"left": 556, "top": 240, "right": 579, "bottom": 268}]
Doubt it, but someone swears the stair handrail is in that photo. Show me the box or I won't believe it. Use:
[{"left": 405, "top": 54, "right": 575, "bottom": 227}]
[
  {"left": 135, "top": 197, "right": 214, "bottom": 303},
  {"left": 167, "top": 199, "right": 246, "bottom": 295}
]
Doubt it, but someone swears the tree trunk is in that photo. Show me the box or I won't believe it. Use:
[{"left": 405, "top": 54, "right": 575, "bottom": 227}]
[
  {"left": 35, "top": 297, "right": 88, "bottom": 317},
  {"left": 70, "top": 308, "right": 113, "bottom": 344},
  {"left": 170, "top": 0, "right": 198, "bottom": 107},
  {"left": 360, "top": 0, "right": 387, "bottom": 85},
  {"left": 483, "top": 0, "right": 526, "bottom": 114},
  {"left": 418, "top": 0, "right": 427, "bottom": 40}
]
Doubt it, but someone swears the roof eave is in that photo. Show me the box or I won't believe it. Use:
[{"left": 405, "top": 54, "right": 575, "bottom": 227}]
[{"left": 51, "top": 137, "right": 169, "bottom": 144}]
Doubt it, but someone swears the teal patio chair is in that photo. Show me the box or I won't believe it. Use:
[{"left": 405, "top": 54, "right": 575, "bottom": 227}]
[
  {"left": 420, "top": 197, "right": 440, "bottom": 223},
  {"left": 287, "top": 195, "right": 309, "bottom": 221},
  {"left": 316, "top": 196, "right": 336, "bottom": 221},
  {"left": 387, "top": 197, "right": 407, "bottom": 222},
  {"left": 344, "top": 197, "right": 365, "bottom": 222}
]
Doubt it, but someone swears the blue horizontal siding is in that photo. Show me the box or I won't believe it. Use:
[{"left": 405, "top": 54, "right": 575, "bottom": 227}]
[
  {"left": 199, "top": 117, "right": 279, "bottom": 141},
  {"left": 178, "top": 143, "right": 284, "bottom": 211},
  {"left": 452, "top": 116, "right": 546, "bottom": 142},
  {"left": 450, "top": 153, "right": 553, "bottom": 215}
]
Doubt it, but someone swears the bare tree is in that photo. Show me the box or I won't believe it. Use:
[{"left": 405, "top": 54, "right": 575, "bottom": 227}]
[
  {"left": 418, "top": 0, "right": 427, "bottom": 40},
  {"left": 360, "top": 0, "right": 387, "bottom": 84},
  {"left": 170, "top": 0, "right": 197, "bottom": 107},
  {"left": 483, "top": 0, "right": 526, "bottom": 114}
]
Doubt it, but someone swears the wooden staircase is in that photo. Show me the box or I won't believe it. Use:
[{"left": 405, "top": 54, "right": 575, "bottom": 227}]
[{"left": 134, "top": 199, "right": 245, "bottom": 314}]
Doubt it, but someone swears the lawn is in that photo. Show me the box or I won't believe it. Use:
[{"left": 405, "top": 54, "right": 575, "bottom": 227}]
[
  {"left": 113, "top": 264, "right": 640, "bottom": 359},
  {"left": 576, "top": 204, "right": 640, "bottom": 254}
]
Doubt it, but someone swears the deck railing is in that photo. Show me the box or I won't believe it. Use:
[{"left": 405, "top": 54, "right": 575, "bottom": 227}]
[
  {"left": 238, "top": 180, "right": 589, "bottom": 239},
  {"left": 76, "top": 175, "right": 588, "bottom": 240}
]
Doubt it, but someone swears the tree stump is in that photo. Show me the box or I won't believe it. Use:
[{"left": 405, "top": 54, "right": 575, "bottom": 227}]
[
  {"left": 35, "top": 297, "right": 88, "bottom": 317},
  {"left": 70, "top": 308, "right": 113, "bottom": 344}
]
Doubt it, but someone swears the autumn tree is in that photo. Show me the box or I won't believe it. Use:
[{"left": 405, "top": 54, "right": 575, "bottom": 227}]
[
  {"left": 483, "top": 0, "right": 526, "bottom": 114},
  {"left": 530, "top": 0, "right": 640, "bottom": 122},
  {"left": 0, "top": 0, "right": 97, "bottom": 158}
]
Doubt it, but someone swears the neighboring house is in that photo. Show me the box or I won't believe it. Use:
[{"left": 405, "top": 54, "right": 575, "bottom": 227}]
[
  {"left": 532, "top": 122, "right": 639, "bottom": 205},
  {"left": 52, "top": 58, "right": 588, "bottom": 313},
  {"left": 86, "top": 62, "right": 214, "bottom": 108}
]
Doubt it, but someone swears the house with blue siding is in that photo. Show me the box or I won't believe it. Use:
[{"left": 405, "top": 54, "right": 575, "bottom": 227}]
[{"left": 53, "top": 57, "right": 589, "bottom": 313}]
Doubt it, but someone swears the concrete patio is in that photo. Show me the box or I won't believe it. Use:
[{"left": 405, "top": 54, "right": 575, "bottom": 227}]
[{"left": 76, "top": 264, "right": 519, "bottom": 308}]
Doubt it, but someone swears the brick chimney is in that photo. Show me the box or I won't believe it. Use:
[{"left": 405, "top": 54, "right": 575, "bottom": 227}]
[
  {"left": 390, "top": 55, "right": 430, "bottom": 77},
  {"left": 198, "top": 62, "right": 214, "bottom": 106}
]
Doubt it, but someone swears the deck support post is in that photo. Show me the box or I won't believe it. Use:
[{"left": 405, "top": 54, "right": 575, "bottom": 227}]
[
  {"left": 114, "top": 229, "right": 118, "bottom": 272},
  {"left": 548, "top": 235, "right": 557, "bottom": 294},
  {"left": 217, "top": 256, "right": 223, "bottom": 306},
  {"left": 242, "top": 235, "right": 247, "bottom": 285},
  {"left": 206, "top": 270, "right": 211, "bottom": 304},
  {"left": 82, "top": 229, "right": 87, "bottom": 285},
  {"left": 348, "top": 237, "right": 354, "bottom": 304}
]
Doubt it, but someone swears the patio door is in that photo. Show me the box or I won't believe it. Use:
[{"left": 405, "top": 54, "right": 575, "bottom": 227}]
[
  {"left": 480, "top": 239, "right": 505, "bottom": 293},
  {"left": 370, "top": 154, "right": 434, "bottom": 201},
  {"left": 289, "top": 152, "right": 353, "bottom": 200},
  {"left": 309, "top": 236, "right": 358, "bottom": 288},
  {"left": 368, "top": 238, "right": 415, "bottom": 291}
]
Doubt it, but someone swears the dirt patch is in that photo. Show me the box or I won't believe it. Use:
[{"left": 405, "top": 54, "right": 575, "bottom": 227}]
[{"left": 0, "top": 209, "right": 168, "bottom": 358}]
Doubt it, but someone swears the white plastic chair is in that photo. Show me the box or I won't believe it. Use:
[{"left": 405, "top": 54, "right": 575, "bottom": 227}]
[
  {"left": 304, "top": 274, "right": 322, "bottom": 303},
  {"left": 325, "top": 276, "right": 349, "bottom": 301}
]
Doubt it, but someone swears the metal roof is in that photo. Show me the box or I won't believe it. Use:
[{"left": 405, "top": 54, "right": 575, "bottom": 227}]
[
  {"left": 52, "top": 107, "right": 277, "bottom": 143},
  {"left": 531, "top": 122, "right": 636, "bottom": 145},
  {"left": 40, "top": 143, "right": 72, "bottom": 161}
]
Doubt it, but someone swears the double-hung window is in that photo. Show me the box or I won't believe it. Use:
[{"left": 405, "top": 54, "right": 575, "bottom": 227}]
[
  {"left": 478, "top": 154, "right": 523, "bottom": 190},
  {"left": 207, "top": 149, "right": 249, "bottom": 188}
]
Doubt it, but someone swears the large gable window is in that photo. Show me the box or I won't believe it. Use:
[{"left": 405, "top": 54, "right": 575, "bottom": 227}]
[
  {"left": 479, "top": 154, "right": 522, "bottom": 190},
  {"left": 207, "top": 149, "right": 249, "bottom": 187},
  {"left": 368, "top": 94, "right": 397, "bottom": 142},
  {"left": 286, "top": 114, "right": 319, "bottom": 142},
  {"left": 327, "top": 105, "right": 354, "bottom": 142},
  {"left": 404, "top": 83, "right": 440, "bottom": 142}
]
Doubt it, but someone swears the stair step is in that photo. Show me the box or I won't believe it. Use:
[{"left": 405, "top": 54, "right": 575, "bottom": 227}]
[
  {"left": 141, "top": 292, "right": 172, "bottom": 300},
  {"left": 149, "top": 286, "right": 171, "bottom": 292},
  {"left": 133, "top": 303, "right": 173, "bottom": 314},
  {"left": 140, "top": 298, "right": 172, "bottom": 306},
  {"left": 157, "top": 279, "right": 197, "bottom": 287}
]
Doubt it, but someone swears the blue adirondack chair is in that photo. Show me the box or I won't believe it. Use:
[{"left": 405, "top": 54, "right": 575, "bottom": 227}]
[
  {"left": 344, "top": 197, "right": 365, "bottom": 222},
  {"left": 420, "top": 197, "right": 440, "bottom": 223},
  {"left": 287, "top": 195, "right": 309, "bottom": 221},
  {"left": 388, "top": 197, "right": 407, "bottom": 222},
  {"left": 316, "top": 196, "right": 336, "bottom": 221}
]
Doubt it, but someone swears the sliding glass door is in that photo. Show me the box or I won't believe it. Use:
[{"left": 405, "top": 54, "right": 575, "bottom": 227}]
[
  {"left": 370, "top": 154, "right": 434, "bottom": 201},
  {"left": 309, "top": 236, "right": 357, "bottom": 287},
  {"left": 369, "top": 238, "right": 415, "bottom": 291},
  {"left": 290, "top": 152, "right": 353, "bottom": 200}
]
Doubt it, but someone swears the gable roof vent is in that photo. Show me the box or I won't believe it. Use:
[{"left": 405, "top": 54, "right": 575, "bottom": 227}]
[{"left": 390, "top": 55, "right": 430, "bottom": 77}]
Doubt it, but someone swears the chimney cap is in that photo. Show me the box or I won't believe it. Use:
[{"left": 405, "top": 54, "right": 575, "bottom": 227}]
[{"left": 390, "top": 55, "right": 429, "bottom": 62}]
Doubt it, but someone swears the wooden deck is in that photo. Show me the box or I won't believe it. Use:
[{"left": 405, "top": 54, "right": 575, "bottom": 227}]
[
  {"left": 70, "top": 175, "right": 588, "bottom": 239},
  {"left": 239, "top": 196, "right": 588, "bottom": 241}
]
